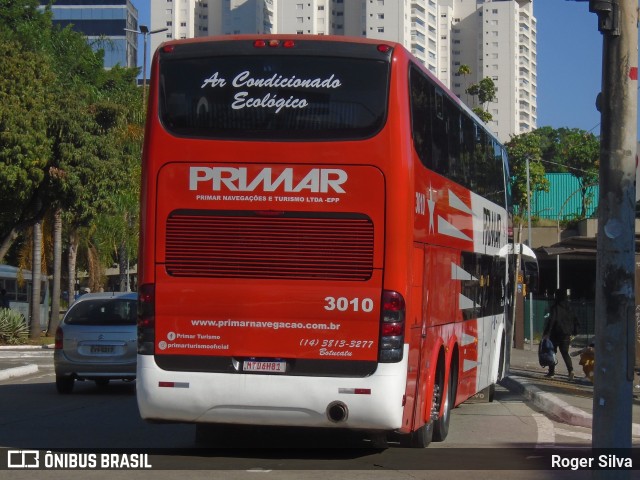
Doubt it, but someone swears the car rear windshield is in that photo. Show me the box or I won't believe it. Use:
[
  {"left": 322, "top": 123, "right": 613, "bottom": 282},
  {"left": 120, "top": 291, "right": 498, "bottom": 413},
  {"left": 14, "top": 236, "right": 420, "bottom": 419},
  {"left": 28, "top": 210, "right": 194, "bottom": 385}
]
[
  {"left": 158, "top": 54, "right": 390, "bottom": 140},
  {"left": 65, "top": 299, "right": 137, "bottom": 326}
]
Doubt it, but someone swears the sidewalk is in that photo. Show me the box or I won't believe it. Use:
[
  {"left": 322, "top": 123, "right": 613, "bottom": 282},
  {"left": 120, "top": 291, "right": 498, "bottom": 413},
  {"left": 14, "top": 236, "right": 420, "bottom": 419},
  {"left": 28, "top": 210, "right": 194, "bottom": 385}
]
[
  {"left": 505, "top": 344, "right": 640, "bottom": 437},
  {"left": 0, "top": 344, "right": 52, "bottom": 381},
  {"left": 1, "top": 343, "right": 640, "bottom": 438}
]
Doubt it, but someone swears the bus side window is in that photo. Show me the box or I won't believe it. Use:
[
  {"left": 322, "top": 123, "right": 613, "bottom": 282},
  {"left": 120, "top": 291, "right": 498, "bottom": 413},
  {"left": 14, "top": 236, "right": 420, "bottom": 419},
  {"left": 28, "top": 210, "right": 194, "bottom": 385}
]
[
  {"left": 461, "top": 115, "right": 476, "bottom": 190},
  {"left": 447, "top": 101, "right": 462, "bottom": 184},
  {"left": 409, "top": 65, "right": 433, "bottom": 170},
  {"left": 431, "top": 89, "right": 448, "bottom": 176},
  {"left": 435, "top": 90, "right": 444, "bottom": 120},
  {"left": 489, "top": 141, "right": 506, "bottom": 205},
  {"left": 474, "top": 127, "right": 490, "bottom": 197}
]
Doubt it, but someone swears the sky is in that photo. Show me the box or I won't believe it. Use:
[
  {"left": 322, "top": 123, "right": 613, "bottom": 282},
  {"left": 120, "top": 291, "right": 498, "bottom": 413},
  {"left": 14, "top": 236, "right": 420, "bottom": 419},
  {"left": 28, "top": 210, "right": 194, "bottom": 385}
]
[
  {"left": 535, "top": 0, "right": 604, "bottom": 134},
  {"left": 130, "top": 0, "right": 634, "bottom": 139}
]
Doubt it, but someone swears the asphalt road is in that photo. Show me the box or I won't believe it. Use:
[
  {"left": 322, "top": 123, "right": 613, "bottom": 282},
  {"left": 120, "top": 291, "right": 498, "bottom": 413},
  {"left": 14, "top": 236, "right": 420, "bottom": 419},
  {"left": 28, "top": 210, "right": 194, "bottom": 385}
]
[{"left": 0, "top": 348, "right": 622, "bottom": 479}]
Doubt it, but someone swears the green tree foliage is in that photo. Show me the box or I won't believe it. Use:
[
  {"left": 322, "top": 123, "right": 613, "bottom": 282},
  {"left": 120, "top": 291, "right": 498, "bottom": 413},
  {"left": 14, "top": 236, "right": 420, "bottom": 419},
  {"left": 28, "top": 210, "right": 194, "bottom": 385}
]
[
  {"left": 92, "top": 66, "right": 143, "bottom": 289},
  {"left": 0, "top": 40, "right": 53, "bottom": 244},
  {"left": 457, "top": 65, "right": 471, "bottom": 76},
  {"left": 554, "top": 129, "right": 599, "bottom": 218},
  {"left": 0, "top": 1, "right": 143, "bottom": 312},
  {"left": 472, "top": 107, "right": 493, "bottom": 124},
  {"left": 507, "top": 127, "right": 600, "bottom": 222},
  {"left": 0, "top": 0, "right": 51, "bottom": 47},
  {"left": 456, "top": 65, "right": 472, "bottom": 103},
  {"left": 505, "top": 132, "right": 549, "bottom": 221},
  {"left": 531, "top": 127, "right": 600, "bottom": 218},
  {"left": 466, "top": 77, "right": 496, "bottom": 122}
]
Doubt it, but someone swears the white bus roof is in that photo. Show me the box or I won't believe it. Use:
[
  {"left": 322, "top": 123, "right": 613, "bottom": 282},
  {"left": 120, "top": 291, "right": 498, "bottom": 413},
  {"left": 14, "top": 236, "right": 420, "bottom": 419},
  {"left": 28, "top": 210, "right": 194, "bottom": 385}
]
[{"left": 498, "top": 243, "right": 537, "bottom": 261}]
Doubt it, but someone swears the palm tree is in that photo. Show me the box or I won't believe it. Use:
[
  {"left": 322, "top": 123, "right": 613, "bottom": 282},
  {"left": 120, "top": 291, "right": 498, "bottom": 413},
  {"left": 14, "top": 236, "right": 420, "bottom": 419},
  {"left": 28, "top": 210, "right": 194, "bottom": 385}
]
[
  {"left": 48, "top": 209, "right": 62, "bottom": 334},
  {"left": 457, "top": 65, "right": 472, "bottom": 104},
  {"left": 30, "top": 219, "right": 43, "bottom": 339}
]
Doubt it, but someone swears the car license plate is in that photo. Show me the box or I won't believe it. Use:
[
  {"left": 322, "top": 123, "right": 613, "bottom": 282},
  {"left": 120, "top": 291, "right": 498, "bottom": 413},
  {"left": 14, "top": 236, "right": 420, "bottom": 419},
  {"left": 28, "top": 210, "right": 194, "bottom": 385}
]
[
  {"left": 90, "top": 345, "right": 114, "bottom": 354},
  {"left": 243, "top": 360, "right": 286, "bottom": 373}
]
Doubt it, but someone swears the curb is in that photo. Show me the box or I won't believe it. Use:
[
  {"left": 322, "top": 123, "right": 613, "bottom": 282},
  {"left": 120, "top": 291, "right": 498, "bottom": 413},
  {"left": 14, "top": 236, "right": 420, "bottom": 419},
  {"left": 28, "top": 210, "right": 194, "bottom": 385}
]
[
  {"left": 0, "top": 344, "right": 54, "bottom": 350},
  {"left": 502, "top": 375, "right": 640, "bottom": 437},
  {"left": 0, "top": 364, "right": 39, "bottom": 381}
]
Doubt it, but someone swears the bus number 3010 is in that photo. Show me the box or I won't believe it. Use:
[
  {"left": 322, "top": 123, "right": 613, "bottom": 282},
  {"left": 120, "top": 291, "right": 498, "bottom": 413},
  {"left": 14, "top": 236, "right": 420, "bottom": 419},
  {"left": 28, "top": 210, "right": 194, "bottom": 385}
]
[{"left": 324, "top": 297, "right": 374, "bottom": 313}]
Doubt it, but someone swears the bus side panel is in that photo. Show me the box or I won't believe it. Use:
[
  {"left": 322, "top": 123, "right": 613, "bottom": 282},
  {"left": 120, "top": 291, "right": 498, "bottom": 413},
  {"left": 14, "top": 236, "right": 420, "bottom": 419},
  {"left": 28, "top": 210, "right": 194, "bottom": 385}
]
[
  {"left": 401, "top": 244, "right": 425, "bottom": 433},
  {"left": 138, "top": 50, "right": 162, "bottom": 289},
  {"left": 426, "top": 246, "right": 462, "bottom": 327},
  {"left": 424, "top": 245, "right": 481, "bottom": 403},
  {"left": 411, "top": 246, "right": 464, "bottom": 431}
]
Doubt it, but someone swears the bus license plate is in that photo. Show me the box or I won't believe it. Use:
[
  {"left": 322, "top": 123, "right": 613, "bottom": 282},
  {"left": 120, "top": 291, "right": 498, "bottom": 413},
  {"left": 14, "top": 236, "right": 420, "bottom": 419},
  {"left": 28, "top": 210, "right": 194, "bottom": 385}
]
[{"left": 243, "top": 360, "right": 286, "bottom": 373}]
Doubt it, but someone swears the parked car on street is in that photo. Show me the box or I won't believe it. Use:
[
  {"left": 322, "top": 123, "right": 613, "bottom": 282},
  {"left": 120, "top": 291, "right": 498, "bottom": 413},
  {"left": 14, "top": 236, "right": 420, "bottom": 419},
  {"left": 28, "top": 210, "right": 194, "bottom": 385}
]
[{"left": 54, "top": 292, "right": 138, "bottom": 394}]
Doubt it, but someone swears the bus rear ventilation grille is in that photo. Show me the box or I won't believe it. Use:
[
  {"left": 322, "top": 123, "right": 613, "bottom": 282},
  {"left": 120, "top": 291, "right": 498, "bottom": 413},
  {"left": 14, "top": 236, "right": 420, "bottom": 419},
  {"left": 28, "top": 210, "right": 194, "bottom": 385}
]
[{"left": 164, "top": 211, "right": 374, "bottom": 281}]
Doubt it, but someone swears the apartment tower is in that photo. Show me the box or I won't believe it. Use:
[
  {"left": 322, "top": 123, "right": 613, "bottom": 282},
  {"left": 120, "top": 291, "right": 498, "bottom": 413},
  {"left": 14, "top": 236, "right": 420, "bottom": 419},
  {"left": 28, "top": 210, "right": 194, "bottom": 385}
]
[{"left": 149, "top": 0, "right": 536, "bottom": 142}]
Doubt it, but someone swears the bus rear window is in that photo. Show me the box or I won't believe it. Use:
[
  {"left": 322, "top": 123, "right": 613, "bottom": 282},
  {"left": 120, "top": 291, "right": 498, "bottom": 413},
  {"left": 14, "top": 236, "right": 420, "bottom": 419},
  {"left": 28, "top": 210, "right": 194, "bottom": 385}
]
[{"left": 158, "top": 55, "right": 390, "bottom": 140}]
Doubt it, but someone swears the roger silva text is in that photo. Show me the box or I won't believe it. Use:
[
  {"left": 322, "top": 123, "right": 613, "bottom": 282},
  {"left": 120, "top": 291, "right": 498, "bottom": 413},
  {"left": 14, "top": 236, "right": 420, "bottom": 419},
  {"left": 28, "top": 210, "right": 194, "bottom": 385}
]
[{"left": 551, "top": 454, "right": 633, "bottom": 471}]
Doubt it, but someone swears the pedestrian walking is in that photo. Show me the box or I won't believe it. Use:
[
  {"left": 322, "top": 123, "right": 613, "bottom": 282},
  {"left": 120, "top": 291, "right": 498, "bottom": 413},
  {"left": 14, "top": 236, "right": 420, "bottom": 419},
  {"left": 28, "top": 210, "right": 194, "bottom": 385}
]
[{"left": 542, "top": 289, "right": 579, "bottom": 380}]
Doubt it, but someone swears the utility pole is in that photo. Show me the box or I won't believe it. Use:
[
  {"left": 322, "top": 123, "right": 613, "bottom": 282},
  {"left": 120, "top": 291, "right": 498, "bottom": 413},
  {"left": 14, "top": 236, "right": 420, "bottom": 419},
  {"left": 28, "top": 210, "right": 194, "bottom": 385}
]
[{"left": 588, "top": 0, "right": 638, "bottom": 466}]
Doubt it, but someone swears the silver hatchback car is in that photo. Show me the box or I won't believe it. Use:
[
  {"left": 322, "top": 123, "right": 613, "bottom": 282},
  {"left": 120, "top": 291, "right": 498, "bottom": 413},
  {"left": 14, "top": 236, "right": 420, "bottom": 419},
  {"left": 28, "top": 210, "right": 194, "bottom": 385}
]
[{"left": 54, "top": 292, "right": 138, "bottom": 394}]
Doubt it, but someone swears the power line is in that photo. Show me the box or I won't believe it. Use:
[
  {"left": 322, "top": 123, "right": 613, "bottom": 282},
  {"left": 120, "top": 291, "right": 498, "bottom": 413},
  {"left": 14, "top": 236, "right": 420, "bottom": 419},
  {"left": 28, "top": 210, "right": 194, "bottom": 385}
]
[{"left": 539, "top": 159, "right": 596, "bottom": 175}]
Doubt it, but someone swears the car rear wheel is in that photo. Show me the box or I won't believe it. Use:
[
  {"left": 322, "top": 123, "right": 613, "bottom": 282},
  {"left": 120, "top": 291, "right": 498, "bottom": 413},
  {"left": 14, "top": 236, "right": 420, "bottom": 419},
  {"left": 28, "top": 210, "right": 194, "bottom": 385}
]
[{"left": 56, "top": 375, "right": 74, "bottom": 394}]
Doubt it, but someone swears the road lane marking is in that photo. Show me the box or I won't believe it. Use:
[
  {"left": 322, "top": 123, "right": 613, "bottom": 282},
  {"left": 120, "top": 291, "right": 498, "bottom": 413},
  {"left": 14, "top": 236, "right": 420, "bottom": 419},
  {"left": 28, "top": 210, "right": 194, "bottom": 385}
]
[
  {"left": 555, "top": 428, "right": 592, "bottom": 441},
  {"left": 533, "top": 413, "right": 555, "bottom": 447}
]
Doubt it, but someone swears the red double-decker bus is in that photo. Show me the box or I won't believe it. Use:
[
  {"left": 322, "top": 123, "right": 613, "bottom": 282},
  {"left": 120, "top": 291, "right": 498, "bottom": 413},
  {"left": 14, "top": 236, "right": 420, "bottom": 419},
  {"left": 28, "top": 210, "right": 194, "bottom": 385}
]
[{"left": 137, "top": 35, "right": 510, "bottom": 447}]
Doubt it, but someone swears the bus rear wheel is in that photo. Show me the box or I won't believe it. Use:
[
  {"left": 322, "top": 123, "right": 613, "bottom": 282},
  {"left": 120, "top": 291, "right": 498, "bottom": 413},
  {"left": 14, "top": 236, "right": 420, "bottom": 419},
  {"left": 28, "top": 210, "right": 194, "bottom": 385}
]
[
  {"left": 433, "top": 363, "right": 455, "bottom": 442},
  {"left": 401, "top": 420, "right": 434, "bottom": 448}
]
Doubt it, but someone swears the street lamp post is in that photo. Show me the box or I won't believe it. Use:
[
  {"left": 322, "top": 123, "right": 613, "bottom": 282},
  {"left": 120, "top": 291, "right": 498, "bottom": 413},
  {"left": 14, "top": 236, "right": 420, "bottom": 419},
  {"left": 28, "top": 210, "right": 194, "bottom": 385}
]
[
  {"left": 525, "top": 156, "right": 534, "bottom": 349},
  {"left": 124, "top": 25, "right": 168, "bottom": 108}
]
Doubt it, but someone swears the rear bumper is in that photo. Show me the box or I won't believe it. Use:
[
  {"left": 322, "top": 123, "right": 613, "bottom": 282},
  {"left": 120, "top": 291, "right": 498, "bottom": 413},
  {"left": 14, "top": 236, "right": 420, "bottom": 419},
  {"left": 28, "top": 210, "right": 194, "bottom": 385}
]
[
  {"left": 54, "top": 351, "right": 136, "bottom": 379},
  {"left": 136, "top": 348, "right": 409, "bottom": 430}
]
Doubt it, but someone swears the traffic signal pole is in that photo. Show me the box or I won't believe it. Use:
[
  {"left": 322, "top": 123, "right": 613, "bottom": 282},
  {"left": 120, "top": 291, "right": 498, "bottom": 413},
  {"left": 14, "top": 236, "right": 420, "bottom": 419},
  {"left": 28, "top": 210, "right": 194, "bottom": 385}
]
[{"left": 588, "top": 0, "right": 637, "bottom": 463}]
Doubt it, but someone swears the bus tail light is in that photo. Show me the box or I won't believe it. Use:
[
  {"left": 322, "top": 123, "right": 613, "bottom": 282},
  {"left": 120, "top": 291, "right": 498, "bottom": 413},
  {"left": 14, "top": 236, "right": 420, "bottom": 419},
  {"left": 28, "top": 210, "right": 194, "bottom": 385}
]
[
  {"left": 379, "top": 290, "right": 405, "bottom": 363},
  {"left": 254, "top": 39, "right": 296, "bottom": 48},
  {"left": 138, "top": 283, "right": 156, "bottom": 355}
]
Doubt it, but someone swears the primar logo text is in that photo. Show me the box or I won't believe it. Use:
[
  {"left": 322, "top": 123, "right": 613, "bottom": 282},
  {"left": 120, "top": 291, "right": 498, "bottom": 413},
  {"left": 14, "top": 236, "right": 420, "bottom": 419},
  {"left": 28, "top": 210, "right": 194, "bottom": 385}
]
[
  {"left": 482, "top": 207, "right": 502, "bottom": 248},
  {"left": 190, "top": 167, "right": 348, "bottom": 193}
]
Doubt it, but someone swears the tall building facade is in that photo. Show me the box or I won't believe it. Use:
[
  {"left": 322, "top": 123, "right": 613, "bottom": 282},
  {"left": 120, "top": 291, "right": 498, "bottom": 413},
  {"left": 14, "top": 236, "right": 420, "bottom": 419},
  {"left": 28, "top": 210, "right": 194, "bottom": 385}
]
[
  {"left": 442, "top": 0, "right": 537, "bottom": 142},
  {"left": 41, "top": 0, "right": 139, "bottom": 69},
  {"left": 149, "top": 0, "right": 536, "bottom": 142}
]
